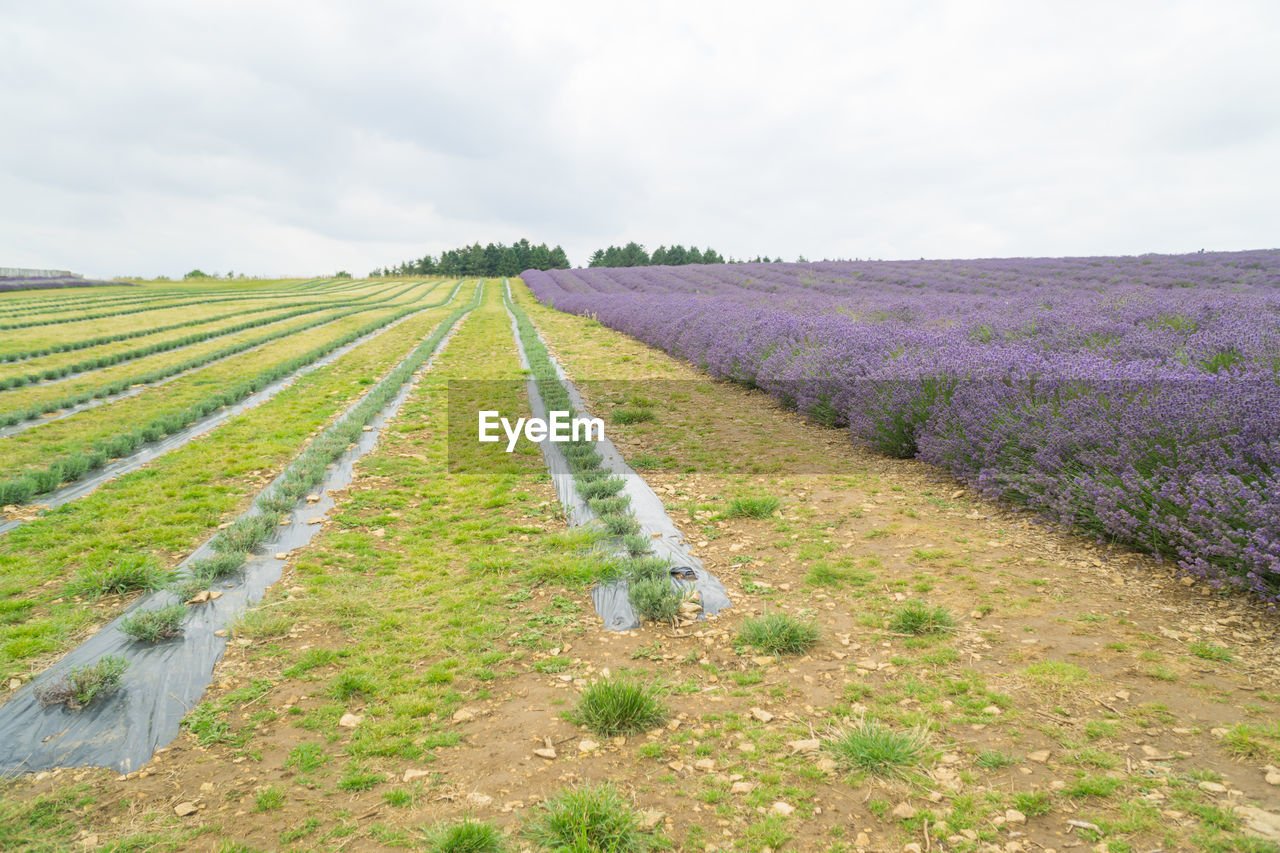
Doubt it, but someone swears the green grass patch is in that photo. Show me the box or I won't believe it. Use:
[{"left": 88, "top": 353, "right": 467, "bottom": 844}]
[
  {"left": 569, "top": 677, "right": 669, "bottom": 737},
  {"left": 724, "top": 495, "right": 780, "bottom": 519},
  {"left": 522, "top": 784, "right": 658, "bottom": 853},
  {"left": 1189, "top": 640, "right": 1234, "bottom": 662},
  {"left": 888, "top": 600, "right": 955, "bottom": 635},
  {"left": 824, "top": 720, "right": 931, "bottom": 777},
  {"left": 612, "top": 408, "right": 655, "bottom": 425},
  {"left": 71, "top": 554, "right": 171, "bottom": 598},
  {"left": 738, "top": 612, "right": 819, "bottom": 655},
  {"left": 422, "top": 818, "right": 506, "bottom": 853}
]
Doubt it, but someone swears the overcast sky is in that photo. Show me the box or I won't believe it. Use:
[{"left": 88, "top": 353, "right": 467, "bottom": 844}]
[{"left": 2, "top": 1, "right": 1277, "bottom": 278}]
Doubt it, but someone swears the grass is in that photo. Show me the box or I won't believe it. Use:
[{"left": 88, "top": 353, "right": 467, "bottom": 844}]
[
  {"left": 118, "top": 601, "right": 187, "bottom": 642},
  {"left": 570, "top": 676, "right": 669, "bottom": 737},
  {"left": 888, "top": 600, "right": 955, "bottom": 635},
  {"left": 231, "top": 608, "right": 293, "bottom": 640},
  {"left": 1064, "top": 775, "right": 1123, "bottom": 798},
  {"left": 1024, "top": 660, "right": 1091, "bottom": 692},
  {"left": 522, "top": 784, "right": 658, "bottom": 853},
  {"left": 613, "top": 407, "right": 655, "bottom": 424},
  {"left": 1012, "top": 791, "right": 1052, "bottom": 816},
  {"left": 737, "top": 612, "right": 819, "bottom": 655},
  {"left": 976, "top": 750, "right": 1016, "bottom": 769},
  {"left": 71, "top": 553, "right": 172, "bottom": 598},
  {"left": 253, "top": 786, "right": 285, "bottom": 813},
  {"left": 1188, "top": 640, "right": 1234, "bottom": 662},
  {"left": 1221, "top": 724, "right": 1279, "bottom": 760},
  {"left": 34, "top": 655, "right": 128, "bottom": 709},
  {"left": 422, "top": 819, "right": 506, "bottom": 853},
  {"left": 724, "top": 495, "right": 780, "bottom": 518},
  {"left": 824, "top": 720, "right": 931, "bottom": 777}
]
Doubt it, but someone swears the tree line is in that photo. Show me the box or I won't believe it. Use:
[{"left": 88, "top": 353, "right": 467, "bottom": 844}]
[
  {"left": 373, "top": 239, "right": 795, "bottom": 277},
  {"left": 372, "top": 239, "right": 570, "bottom": 278},
  {"left": 587, "top": 243, "right": 784, "bottom": 267}
]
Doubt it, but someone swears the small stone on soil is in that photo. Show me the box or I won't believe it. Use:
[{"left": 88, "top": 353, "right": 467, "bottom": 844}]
[
  {"left": 174, "top": 802, "right": 198, "bottom": 817},
  {"left": 787, "top": 739, "right": 820, "bottom": 754}
]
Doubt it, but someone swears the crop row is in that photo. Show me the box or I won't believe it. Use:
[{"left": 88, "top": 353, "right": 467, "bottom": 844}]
[
  {"left": 0, "top": 303, "right": 358, "bottom": 390},
  {"left": 0, "top": 283, "right": 221, "bottom": 318},
  {"left": 0, "top": 279, "right": 432, "bottom": 383},
  {"left": 0, "top": 279, "right": 328, "bottom": 319},
  {"left": 503, "top": 284, "right": 682, "bottom": 622},
  {"left": 0, "top": 282, "right": 443, "bottom": 426},
  {"left": 196, "top": 281, "right": 483, "bottom": 581},
  {"left": 0, "top": 280, "right": 382, "bottom": 332},
  {"left": 0, "top": 288, "right": 170, "bottom": 319},
  {"left": 0, "top": 278, "right": 329, "bottom": 317},
  {"left": 0, "top": 306, "right": 357, "bottom": 428},
  {"left": 0, "top": 287, "right": 469, "bottom": 677},
  {"left": 0, "top": 286, "right": 460, "bottom": 505},
  {"left": 0, "top": 298, "right": 310, "bottom": 364},
  {"left": 523, "top": 255, "right": 1280, "bottom": 601},
  {"left": 0, "top": 285, "right": 348, "bottom": 362}
]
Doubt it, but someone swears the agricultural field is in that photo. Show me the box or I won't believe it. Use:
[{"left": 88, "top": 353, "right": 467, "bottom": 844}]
[{"left": 1, "top": 260, "right": 1279, "bottom": 853}]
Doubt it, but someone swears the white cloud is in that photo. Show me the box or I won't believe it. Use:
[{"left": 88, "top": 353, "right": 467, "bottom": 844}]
[{"left": 1, "top": 0, "right": 1277, "bottom": 276}]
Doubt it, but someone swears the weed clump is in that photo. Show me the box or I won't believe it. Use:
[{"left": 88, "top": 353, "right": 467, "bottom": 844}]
[
  {"left": 72, "top": 554, "right": 170, "bottom": 598},
  {"left": 888, "top": 600, "right": 956, "bottom": 635},
  {"left": 523, "top": 783, "right": 658, "bottom": 852},
  {"left": 824, "top": 720, "right": 931, "bottom": 777},
  {"left": 725, "top": 495, "right": 780, "bottom": 518},
  {"left": 738, "top": 612, "right": 819, "bottom": 655},
  {"left": 119, "top": 602, "right": 187, "bottom": 642},
  {"left": 35, "top": 655, "right": 128, "bottom": 709},
  {"left": 570, "top": 677, "right": 668, "bottom": 736},
  {"left": 1188, "top": 640, "right": 1234, "bottom": 662},
  {"left": 612, "top": 407, "right": 655, "bottom": 424},
  {"left": 423, "top": 818, "right": 506, "bottom": 853},
  {"left": 231, "top": 608, "right": 293, "bottom": 640}
]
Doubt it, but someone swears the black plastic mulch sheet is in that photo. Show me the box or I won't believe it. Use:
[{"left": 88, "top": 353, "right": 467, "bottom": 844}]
[{"left": 502, "top": 285, "right": 731, "bottom": 631}]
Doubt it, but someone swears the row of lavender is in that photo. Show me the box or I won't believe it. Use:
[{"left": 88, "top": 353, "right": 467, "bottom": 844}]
[{"left": 523, "top": 250, "right": 1280, "bottom": 601}]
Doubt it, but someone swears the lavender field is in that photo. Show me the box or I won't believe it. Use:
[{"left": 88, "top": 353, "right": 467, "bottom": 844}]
[{"left": 523, "top": 251, "right": 1280, "bottom": 602}]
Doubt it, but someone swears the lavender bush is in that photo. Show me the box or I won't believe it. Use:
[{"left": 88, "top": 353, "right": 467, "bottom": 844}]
[{"left": 522, "top": 251, "right": 1280, "bottom": 601}]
